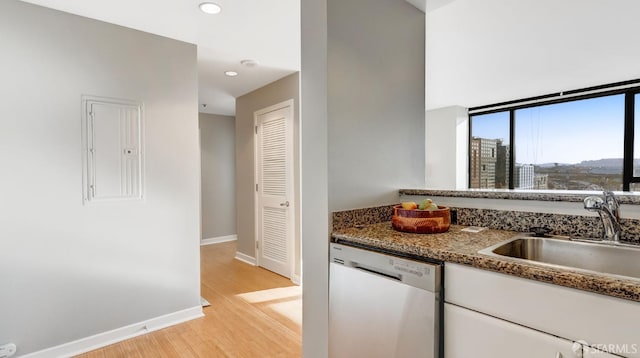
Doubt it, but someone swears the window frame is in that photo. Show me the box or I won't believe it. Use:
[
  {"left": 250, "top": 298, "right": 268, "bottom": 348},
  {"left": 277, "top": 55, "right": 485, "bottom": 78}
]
[{"left": 468, "top": 79, "right": 640, "bottom": 191}]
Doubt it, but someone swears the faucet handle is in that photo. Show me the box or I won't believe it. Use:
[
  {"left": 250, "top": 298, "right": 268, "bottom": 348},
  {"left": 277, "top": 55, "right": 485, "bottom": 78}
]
[
  {"left": 603, "top": 191, "right": 620, "bottom": 219},
  {"left": 584, "top": 195, "right": 604, "bottom": 209},
  {"left": 603, "top": 191, "right": 618, "bottom": 204}
]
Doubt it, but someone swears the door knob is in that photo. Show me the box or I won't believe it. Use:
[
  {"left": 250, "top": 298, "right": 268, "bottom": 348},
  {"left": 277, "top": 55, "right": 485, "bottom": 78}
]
[{"left": 280, "top": 201, "right": 290, "bottom": 207}]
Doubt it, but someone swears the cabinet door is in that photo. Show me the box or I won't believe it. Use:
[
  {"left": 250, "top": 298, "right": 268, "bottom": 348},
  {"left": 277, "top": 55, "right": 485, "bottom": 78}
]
[{"left": 445, "top": 303, "right": 580, "bottom": 358}]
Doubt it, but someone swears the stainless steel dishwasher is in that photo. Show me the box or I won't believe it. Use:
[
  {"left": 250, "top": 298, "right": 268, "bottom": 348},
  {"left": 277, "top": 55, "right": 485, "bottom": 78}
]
[{"left": 329, "top": 242, "right": 442, "bottom": 358}]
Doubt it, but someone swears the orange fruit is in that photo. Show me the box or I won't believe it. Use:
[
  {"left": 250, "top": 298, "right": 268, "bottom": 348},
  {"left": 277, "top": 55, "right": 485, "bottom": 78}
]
[{"left": 401, "top": 202, "right": 418, "bottom": 210}]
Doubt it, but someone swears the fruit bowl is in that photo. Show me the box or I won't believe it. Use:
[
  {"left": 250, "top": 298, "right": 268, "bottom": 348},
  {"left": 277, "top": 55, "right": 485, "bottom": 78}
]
[{"left": 392, "top": 205, "right": 451, "bottom": 234}]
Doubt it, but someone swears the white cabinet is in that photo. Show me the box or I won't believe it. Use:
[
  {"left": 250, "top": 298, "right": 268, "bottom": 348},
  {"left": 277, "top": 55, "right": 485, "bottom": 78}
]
[
  {"left": 445, "top": 303, "right": 581, "bottom": 358},
  {"left": 444, "top": 263, "right": 640, "bottom": 358}
]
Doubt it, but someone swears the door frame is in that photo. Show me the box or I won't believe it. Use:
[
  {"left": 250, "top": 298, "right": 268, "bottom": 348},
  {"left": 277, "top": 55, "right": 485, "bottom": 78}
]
[{"left": 253, "top": 99, "right": 296, "bottom": 280}]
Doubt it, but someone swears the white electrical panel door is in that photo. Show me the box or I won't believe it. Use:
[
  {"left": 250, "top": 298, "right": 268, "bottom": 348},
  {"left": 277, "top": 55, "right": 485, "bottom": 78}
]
[{"left": 83, "top": 97, "right": 143, "bottom": 203}]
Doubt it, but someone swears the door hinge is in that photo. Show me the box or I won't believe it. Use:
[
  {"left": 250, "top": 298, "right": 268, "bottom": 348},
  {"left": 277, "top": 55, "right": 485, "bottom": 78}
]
[
  {"left": 256, "top": 183, "right": 258, "bottom": 191},
  {"left": 255, "top": 125, "right": 258, "bottom": 134},
  {"left": 256, "top": 241, "right": 259, "bottom": 249}
]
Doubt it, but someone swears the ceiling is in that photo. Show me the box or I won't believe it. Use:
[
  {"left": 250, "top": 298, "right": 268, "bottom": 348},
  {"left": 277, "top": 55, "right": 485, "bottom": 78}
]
[{"left": 20, "top": 0, "right": 301, "bottom": 116}]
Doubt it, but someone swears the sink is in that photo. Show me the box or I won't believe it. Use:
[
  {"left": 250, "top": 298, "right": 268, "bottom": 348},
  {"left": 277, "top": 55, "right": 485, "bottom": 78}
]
[{"left": 479, "top": 235, "right": 640, "bottom": 280}]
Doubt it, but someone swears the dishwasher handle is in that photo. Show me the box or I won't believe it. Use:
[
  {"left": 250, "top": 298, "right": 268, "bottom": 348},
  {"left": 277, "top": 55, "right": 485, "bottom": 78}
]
[{"left": 351, "top": 261, "right": 403, "bottom": 282}]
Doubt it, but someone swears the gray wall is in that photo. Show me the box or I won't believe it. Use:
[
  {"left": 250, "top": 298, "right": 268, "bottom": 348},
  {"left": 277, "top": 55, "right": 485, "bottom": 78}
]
[
  {"left": 235, "top": 73, "right": 300, "bottom": 274},
  {"left": 200, "top": 113, "right": 236, "bottom": 239},
  {"left": 328, "top": 0, "right": 426, "bottom": 211},
  {"left": 0, "top": 1, "right": 200, "bottom": 355},
  {"left": 301, "top": 0, "right": 330, "bottom": 354},
  {"left": 299, "top": 0, "right": 425, "bottom": 355}
]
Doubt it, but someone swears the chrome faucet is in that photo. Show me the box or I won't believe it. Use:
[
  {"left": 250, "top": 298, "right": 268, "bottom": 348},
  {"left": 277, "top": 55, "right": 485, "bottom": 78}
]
[{"left": 583, "top": 191, "right": 621, "bottom": 243}]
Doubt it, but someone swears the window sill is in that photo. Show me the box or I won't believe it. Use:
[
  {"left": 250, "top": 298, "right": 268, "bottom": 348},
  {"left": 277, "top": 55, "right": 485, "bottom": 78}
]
[{"left": 399, "top": 188, "right": 640, "bottom": 206}]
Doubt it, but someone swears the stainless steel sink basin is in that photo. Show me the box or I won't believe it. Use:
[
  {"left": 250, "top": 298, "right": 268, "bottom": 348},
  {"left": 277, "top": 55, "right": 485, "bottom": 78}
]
[{"left": 479, "top": 236, "right": 640, "bottom": 280}]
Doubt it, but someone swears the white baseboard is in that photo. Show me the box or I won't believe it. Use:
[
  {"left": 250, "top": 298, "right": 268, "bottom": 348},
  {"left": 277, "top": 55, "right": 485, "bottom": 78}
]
[
  {"left": 291, "top": 274, "right": 301, "bottom": 285},
  {"left": 201, "top": 234, "right": 237, "bottom": 246},
  {"left": 22, "top": 306, "right": 203, "bottom": 358},
  {"left": 235, "top": 251, "right": 256, "bottom": 266}
]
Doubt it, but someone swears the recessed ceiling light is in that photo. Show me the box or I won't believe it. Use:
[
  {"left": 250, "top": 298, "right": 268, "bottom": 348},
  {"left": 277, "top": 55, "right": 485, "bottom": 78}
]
[
  {"left": 224, "top": 71, "right": 238, "bottom": 77},
  {"left": 240, "top": 59, "right": 260, "bottom": 68},
  {"left": 199, "top": 2, "right": 222, "bottom": 14}
]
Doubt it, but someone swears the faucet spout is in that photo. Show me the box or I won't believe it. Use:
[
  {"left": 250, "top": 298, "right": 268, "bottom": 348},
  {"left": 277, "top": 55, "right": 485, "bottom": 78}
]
[{"left": 584, "top": 191, "right": 621, "bottom": 242}]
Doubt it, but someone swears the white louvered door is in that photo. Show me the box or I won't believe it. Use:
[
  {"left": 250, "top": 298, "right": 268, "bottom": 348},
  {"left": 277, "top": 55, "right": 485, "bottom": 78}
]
[{"left": 255, "top": 100, "right": 294, "bottom": 278}]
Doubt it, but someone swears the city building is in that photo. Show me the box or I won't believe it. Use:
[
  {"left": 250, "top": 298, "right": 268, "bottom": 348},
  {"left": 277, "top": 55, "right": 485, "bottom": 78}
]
[
  {"left": 534, "top": 174, "right": 549, "bottom": 189},
  {"left": 470, "top": 137, "right": 497, "bottom": 188},
  {"left": 496, "top": 140, "right": 510, "bottom": 189},
  {"left": 515, "top": 164, "right": 535, "bottom": 189}
]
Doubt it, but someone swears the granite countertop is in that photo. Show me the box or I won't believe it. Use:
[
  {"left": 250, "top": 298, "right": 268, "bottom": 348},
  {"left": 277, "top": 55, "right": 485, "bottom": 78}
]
[{"left": 332, "top": 222, "right": 640, "bottom": 302}]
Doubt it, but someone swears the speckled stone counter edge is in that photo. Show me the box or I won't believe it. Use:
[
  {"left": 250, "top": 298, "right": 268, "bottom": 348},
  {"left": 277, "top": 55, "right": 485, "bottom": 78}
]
[{"left": 400, "top": 189, "right": 640, "bottom": 205}]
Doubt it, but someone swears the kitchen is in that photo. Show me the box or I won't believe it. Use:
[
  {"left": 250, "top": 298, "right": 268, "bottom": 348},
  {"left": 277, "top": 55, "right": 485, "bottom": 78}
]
[
  {"left": 307, "top": 0, "right": 640, "bottom": 356},
  {"left": 2, "top": 0, "right": 640, "bottom": 357}
]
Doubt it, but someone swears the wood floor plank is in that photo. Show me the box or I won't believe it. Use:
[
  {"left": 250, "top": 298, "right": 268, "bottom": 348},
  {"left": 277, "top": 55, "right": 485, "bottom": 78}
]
[{"left": 76, "top": 241, "right": 301, "bottom": 357}]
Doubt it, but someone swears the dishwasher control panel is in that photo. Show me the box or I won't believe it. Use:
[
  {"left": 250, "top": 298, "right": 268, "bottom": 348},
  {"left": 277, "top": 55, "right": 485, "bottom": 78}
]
[
  {"left": 391, "top": 259, "right": 429, "bottom": 278},
  {"left": 330, "top": 243, "right": 441, "bottom": 293}
]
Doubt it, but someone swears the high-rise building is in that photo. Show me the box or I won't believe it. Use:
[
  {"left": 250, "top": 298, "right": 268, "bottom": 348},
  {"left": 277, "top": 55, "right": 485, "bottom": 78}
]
[
  {"left": 515, "top": 164, "right": 535, "bottom": 189},
  {"left": 470, "top": 138, "right": 480, "bottom": 188},
  {"left": 470, "top": 137, "right": 497, "bottom": 189},
  {"left": 496, "top": 140, "right": 510, "bottom": 189}
]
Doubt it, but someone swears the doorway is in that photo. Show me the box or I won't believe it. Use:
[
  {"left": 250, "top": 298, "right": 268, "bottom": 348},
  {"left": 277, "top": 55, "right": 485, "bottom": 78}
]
[{"left": 254, "top": 99, "right": 295, "bottom": 279}]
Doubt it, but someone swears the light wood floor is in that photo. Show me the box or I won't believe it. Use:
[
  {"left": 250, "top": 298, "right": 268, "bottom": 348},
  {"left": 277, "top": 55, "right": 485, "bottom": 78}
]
[{"left": 78, "top": 241, "right": 302, "bottom": 357}]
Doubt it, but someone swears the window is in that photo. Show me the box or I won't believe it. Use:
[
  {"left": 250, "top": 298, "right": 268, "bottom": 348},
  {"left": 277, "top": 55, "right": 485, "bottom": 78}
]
[
  {"left": 469, "top": 80, "right": 640, "bottom": 191},
  {"left": 633, "top": 93, "right": 640, "bottom": 187},
  {"left": 470, "top": 112, "right": 509, "bottom": 189}
]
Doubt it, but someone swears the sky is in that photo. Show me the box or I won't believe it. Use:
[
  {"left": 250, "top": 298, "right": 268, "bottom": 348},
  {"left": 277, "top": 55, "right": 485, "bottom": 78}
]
[{"left": 471, "top": 94, "right": 629, "bottom": 165}]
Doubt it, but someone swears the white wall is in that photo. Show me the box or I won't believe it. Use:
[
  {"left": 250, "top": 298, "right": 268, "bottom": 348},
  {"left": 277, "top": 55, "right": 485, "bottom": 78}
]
[
  {"left": 200, "top": 113, "right": 236, "bottom": 240},
  {"left": 0, "top": 1, "right": 200, "bottom": 355},
  {"left": 426, "top": 0, "right": 640, "bottom": 110},
  {"left": 328, "top": 0, "right": 426, "bottom": 211},
  {"left": 425, "top": 106, "right": 468, "bottom": 189}
]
